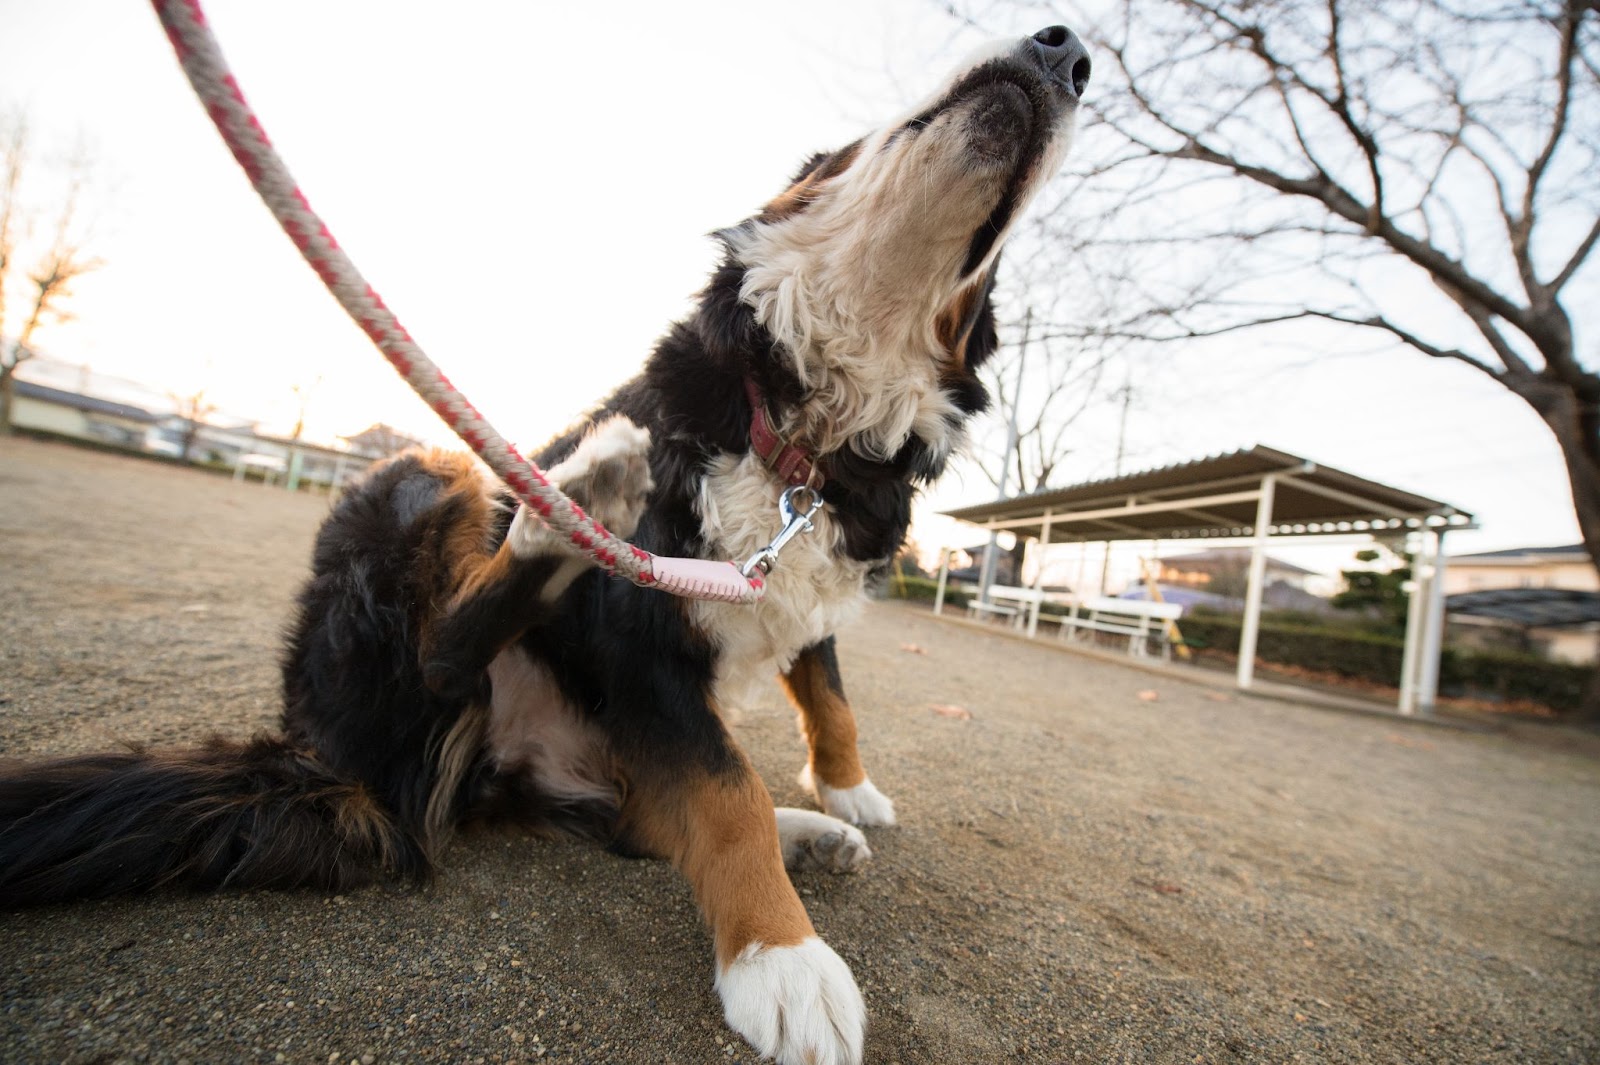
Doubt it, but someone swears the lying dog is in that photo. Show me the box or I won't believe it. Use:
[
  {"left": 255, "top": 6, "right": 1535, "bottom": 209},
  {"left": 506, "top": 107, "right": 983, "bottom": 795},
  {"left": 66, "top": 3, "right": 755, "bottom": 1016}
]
[{"left": 0, "top": 27, "right": 1089, "bottom": 1065}]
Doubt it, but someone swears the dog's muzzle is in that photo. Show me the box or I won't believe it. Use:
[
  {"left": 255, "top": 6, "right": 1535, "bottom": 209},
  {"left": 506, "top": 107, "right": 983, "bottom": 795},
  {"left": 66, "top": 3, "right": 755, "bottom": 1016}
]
[{"left": 1028, "top": 26, "right": 1091, "bottom": 101}]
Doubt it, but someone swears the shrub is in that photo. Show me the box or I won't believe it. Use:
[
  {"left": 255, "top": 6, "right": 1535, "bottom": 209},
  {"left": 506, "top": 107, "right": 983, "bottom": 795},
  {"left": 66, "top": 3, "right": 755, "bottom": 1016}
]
[
  {"left": 1175, "top": 615, "right": 1589, "bottom": 714},
  {"left": 1442, "top": 648, "right": 1589, "bottom": 712},
  {"left": 884, "top": 575, "right": 970, "bottom": 608}
]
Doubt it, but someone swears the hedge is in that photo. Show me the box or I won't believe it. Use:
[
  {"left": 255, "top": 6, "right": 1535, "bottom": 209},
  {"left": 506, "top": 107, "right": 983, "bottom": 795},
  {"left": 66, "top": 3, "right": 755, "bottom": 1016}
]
[
  {"left": 883, "top": 575, "right": 970, "bottom": 608},
  {"left": 1176, "top": 615, "right": 1589, "bottom": 714}
]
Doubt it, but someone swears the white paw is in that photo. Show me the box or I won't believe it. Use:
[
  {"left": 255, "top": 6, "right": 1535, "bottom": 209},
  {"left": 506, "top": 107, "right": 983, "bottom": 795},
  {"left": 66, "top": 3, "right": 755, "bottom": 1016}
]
[
  {"left": 510, "top": 416, "right": 653, "bottom": 562},
  {"left": 775, "top": 808, "right": 872, "bottom": 873},
  {"left": 799, "top": 765, "right": 897, "bottom": 827},
  {"left": 716, "top": 938, "right": 866, "bottom": 1065}
]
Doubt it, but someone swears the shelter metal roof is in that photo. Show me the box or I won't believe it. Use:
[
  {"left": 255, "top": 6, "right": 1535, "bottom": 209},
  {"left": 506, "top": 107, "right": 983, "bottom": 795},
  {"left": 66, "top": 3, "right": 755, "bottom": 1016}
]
[
  {"left": 942, "top": 445, "right": 1472, "bottom": 543},
  {"left": 1446, "top": 588, "right": 1600, "bottom": 628}
]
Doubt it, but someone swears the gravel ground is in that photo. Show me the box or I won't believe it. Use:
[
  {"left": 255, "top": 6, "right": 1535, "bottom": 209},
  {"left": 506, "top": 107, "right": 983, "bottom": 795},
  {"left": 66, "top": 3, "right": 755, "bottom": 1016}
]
[{"left": 2, "top": 434, "right": 1598, "bottom": 1065}]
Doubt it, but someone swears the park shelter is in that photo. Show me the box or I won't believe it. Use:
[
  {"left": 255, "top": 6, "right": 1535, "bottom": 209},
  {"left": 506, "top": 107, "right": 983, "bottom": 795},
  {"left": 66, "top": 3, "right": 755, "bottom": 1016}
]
[{"left": 938, "top": 445, "right": 1474, "bottom": 714}]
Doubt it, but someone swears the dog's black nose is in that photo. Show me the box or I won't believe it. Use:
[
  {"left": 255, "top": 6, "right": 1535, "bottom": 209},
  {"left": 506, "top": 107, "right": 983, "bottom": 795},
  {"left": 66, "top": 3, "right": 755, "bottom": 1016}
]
[{"left": 1031, "top": 25, "right": 1091, "bottom": 98}]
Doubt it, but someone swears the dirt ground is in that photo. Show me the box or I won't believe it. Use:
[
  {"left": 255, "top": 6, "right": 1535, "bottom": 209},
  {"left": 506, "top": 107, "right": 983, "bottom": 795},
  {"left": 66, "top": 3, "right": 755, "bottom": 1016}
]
[{"left": 2, "top": 434, "right": 1597, "bottom": 1065}]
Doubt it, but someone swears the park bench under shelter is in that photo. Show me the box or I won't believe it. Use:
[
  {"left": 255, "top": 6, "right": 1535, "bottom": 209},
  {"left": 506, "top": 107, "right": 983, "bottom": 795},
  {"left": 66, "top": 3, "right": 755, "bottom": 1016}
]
[{"left": 937, "top": 445, "right": 1473, "bottom": 715}]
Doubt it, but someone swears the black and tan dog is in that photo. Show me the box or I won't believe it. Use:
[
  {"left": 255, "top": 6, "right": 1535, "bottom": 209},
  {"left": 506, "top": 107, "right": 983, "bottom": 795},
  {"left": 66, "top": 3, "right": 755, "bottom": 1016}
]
[{"left": 0, "top": 27, "right": 1089, "bottom": 1065}]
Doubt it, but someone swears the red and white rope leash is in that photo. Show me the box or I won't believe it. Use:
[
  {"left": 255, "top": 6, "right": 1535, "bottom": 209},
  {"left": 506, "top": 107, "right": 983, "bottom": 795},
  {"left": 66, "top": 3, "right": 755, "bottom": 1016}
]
[{"left": 151, "top": 0, "right": 766, "bottom": 605}]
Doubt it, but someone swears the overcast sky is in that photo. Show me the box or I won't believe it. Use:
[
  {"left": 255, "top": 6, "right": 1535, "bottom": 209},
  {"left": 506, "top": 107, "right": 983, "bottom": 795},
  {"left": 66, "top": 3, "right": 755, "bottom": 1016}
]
[{"left": 0, "top": 0, "right": 1583, "bottom": 573}]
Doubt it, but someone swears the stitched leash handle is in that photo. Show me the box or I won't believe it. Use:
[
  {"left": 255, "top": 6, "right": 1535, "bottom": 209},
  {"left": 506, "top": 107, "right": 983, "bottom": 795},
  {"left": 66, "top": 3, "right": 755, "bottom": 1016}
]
[{"left": 150, "top": 0, "right": 764, "bottom": 606}]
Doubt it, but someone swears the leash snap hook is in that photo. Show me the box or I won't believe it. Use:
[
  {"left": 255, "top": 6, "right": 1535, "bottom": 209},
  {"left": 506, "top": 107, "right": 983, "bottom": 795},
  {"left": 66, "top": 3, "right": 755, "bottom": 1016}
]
[{"left": 740, "top": 486, "right": 825, "bottom": 578}]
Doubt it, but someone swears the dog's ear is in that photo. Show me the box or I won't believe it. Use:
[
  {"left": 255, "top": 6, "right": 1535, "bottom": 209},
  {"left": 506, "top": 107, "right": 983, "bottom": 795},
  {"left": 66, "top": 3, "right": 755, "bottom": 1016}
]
[
  {"left": 936, "top": 260, "right": 1001, "bottom": 372},
  {"left": 935, "top": 260, "right": 1001, "bottom": 415},
  {"left": 758, "top": 140, "right": 864, "bottom": 224}
]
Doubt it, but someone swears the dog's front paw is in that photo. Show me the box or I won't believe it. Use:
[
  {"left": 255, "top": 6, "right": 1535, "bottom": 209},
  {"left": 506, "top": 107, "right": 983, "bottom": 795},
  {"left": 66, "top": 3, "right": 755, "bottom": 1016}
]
[
  {"left": 716, "top": 938, "right": 865, "bottom": 1065},
  {"left": 776, "top": 808, "right": 872, "bottom": 873},
  {"left": 799, "top": 765, "right": 897, "bottom": 827}
]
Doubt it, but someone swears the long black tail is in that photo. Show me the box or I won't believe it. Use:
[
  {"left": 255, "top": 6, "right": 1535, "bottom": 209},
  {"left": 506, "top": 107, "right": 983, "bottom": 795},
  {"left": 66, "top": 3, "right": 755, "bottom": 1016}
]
[{"left": 0, "top": 734, "right": 421, "bottom": 908}]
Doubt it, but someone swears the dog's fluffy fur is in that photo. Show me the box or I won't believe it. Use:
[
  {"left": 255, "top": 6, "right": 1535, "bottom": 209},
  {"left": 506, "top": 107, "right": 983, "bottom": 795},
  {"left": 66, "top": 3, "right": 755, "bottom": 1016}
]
[{"left": 0, "top": 28, "right": 1089, "bottom": 1065}]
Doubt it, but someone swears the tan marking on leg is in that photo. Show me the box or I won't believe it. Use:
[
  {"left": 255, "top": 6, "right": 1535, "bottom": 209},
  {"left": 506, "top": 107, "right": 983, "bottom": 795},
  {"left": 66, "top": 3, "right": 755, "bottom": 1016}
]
[
  {"left": 622, "top": 757, "right": 814, "bottom": 968},
  {"left": 780, "top": 651, "right": 867, "bottom": 791},
  {"left": 423, "top": 703, "right": 488, "bottom": 851},
  {"left": 446, "top": 538, "right": 515, "bottom": 605}
]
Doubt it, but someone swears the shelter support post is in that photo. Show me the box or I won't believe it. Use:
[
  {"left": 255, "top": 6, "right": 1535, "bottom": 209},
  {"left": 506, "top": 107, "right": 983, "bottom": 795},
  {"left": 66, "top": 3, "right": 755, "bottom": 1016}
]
[
  {"left": 978, "top": 530, "right": 1000, "bottom": 605},
  {"left": 1398, "top": 531, "right": 1429, "bottom": 715},
  {"left": 1402, "top": 529, "right": 1450, "bottom": 714},
  {"left": 1418, "top": 530, "right": 1449, "bottom": 711},
  {"left": 1236, "top": 475, "right": 1277, "bottom": 690},
  {"left": 933, "top": 548, "right": 951, "bottom": 616},
  {"left": 1027, "top": 513, "right": 1054, "bottom": 638}
]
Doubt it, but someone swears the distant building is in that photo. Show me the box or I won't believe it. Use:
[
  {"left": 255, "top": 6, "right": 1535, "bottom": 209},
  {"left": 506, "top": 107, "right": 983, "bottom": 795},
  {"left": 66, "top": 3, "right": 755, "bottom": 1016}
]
[
  {"left": 9, "top": 379, "right": 164, "bottom": 450},
  {"left": 1154, "top": 547, "right": 1329, "bottom": 613},
  {"left": 946, "top": 543, "right": 1024, "bottom": 587},
  {"left": 1445, "top": 544, "right": 1598, "bottom": 663},
  {"left": 11, "top": 367, "right": 389, "bottom": 491},
  {"left": 173, "top": 422, "right": 383, "bottom": 490},
  {"left": 1445, "top": 544, "right": 1597, "bottom": 594},
  {"left": 343, "top": 423, "right": 425, "bottom": 458}
]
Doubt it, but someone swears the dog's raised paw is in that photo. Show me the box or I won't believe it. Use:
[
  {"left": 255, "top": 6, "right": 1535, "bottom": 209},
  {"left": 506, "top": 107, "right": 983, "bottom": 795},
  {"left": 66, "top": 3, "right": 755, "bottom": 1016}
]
[
  {"left": 776, "top": 808, "right": 872, "bottom": 873},
  {"left": 716, "top": 938, "right": 865, "bottom": 1065},
  {"left": 799, "top": 765, "right": 897, "bottom": 827},
  {"left": 544, "top": 415, "right": 653, "bottom": 539},
  {"left": 509, "top": 416, "right": 653, "bottom": 564}
]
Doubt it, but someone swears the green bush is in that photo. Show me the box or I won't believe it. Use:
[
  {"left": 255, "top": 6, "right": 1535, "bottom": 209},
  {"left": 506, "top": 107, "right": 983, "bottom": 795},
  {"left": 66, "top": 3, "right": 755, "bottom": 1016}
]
[
  {"left": 885, "top": 575, "right": 970, "bottom": 608},
  {"left": 1176, "top": 615, "right": 1589, "bottom": 714},
  {"left": 1442, "top": 647, "right": 1589, "bottom": 711}
]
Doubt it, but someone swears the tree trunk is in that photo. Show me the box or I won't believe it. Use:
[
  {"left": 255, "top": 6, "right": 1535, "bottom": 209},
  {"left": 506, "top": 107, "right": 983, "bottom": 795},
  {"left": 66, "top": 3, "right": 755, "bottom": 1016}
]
[
  {"left": 0, "top": 365, "right": 16, "bottom": 435},
  {"left": 1008, "top": 539, "right": 1028, "bottom": 587},
  {"left": 1533, "top": 383, "right": 1600, "bottom": 725}
]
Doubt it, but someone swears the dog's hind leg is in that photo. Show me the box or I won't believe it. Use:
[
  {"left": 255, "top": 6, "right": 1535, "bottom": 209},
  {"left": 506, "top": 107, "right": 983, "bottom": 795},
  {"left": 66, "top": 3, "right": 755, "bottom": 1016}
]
[
  {"left": 421, "top": 416, "right": 653, "bottom": 700},
  {"left": 503, "top": 415, "right": 654, "bottom": 602},
  {"left": 781, "top": 638, "right": 897, "bottom": 827}
]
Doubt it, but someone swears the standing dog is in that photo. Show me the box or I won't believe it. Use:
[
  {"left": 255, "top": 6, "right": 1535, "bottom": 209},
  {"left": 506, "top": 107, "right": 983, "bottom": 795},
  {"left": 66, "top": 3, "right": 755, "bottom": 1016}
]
[{"left": 0, "top": 27, "right": 1089, "bottom": 1065}]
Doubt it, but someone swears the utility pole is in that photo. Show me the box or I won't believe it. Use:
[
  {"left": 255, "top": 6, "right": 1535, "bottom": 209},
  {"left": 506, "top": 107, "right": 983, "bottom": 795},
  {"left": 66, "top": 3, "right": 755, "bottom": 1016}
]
[
  {"left": 979, "top": 308, "right": 1031, "bottom": 602},
  {"left": 1099, "top": 369, "right": 1134, "bottom": 595}
]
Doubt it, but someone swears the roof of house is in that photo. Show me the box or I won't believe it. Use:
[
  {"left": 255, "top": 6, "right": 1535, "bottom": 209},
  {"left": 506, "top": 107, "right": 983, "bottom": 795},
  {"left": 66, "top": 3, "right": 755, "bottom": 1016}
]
[
  {"left": 1450, "top": 544, "right": 1588, "bottom": 565},
  {"left": 943, "top": 445, "right": 1470, "bottom": 543},
  {"left": 14, "top": 380, "right": 160, "bottom": 424},
  {"left": 1446, "top": 587, "right": 1600, "bottom": 628},
  {"left": 343, "top": 423, "right": 425, "bottom": 451}
]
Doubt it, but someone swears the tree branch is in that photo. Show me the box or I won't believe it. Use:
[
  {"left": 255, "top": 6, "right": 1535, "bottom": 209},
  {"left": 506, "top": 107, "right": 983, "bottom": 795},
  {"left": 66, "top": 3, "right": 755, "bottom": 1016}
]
[
  {"left": 1550, "top": 213, "right": 1600, "bottom": 293},
  {"left": 1518, "top": 0, "right": 1584, "bottom": 301},
  {"left": 1161, "top": 136, "right": 1536, "bottom": 337}
]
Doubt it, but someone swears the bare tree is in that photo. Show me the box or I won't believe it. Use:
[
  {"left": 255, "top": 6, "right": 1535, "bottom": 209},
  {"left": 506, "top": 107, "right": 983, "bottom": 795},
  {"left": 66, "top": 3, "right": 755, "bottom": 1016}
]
[
  {"left": 966, "top": 223, "right": 1141, "bottom": 496},
  {"left": 289, "top": 374, "right": 324, "bottom": 442},
  {"left": 170, "top": 388, "right": 216, "bottom": 462},
  {"left": 0, "top": 116, "right": 101, "bottom": 433},
  {"left": 949, "top": 0, "right": 1598, "bottom": 551},
  {"left": 970, "top": 302, "right": 1120, "bottom": 496},
  {"left": 945, "top": 0, "right": 1600, "bottom": 714}
]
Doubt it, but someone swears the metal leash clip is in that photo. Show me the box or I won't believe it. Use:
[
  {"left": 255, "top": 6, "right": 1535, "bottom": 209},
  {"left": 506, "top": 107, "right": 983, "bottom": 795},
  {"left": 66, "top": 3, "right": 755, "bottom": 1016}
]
[{"left": 741, "top": 486, "right": 825, "bottom": 578}]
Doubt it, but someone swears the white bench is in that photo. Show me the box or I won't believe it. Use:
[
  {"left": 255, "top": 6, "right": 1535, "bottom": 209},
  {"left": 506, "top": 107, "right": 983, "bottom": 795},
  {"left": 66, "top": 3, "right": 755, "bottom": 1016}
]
[
  {"left": 965, "top": 585, "right": 1045, "bottom": 627},
  {"left": 1042, "top": 595, "right": 1184, "bottom": 658},
  {"left": 965, "top": 600, "right": 1020, "bottom": 623}
]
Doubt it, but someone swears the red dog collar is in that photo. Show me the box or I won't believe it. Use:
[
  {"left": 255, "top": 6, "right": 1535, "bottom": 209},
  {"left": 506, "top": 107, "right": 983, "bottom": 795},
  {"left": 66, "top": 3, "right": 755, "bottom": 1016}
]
[{"left": 745, "top": 379, "right": 824, "bottom": 489}]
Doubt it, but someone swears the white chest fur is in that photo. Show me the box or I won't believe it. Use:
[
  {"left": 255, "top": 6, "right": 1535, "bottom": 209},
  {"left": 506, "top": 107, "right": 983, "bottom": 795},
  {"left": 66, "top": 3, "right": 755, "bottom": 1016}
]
[{"left": 690, "top": 453, "right": 870, "bottom": 706}]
